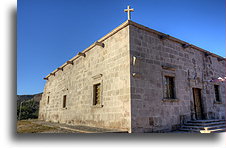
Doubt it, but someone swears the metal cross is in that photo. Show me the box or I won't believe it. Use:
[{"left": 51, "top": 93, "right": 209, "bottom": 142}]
[{"left": 124, "top": 5, "right": 134, "bottom": 20}]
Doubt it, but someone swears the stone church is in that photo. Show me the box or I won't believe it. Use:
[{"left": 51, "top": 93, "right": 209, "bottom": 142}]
[{"left": 39, "top": 7, "right": 225, "bottom": 133}]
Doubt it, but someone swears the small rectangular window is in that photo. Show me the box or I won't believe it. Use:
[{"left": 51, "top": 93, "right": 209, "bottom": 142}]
[
  {"left": 165, "top": 76, "right": 175, "bottom": 99},
  {"left": 47, "top": 96, "right": 50, "bottom": 104},
  {"left": 93, "top": 83, "right": 101, "bottom": 105},
  {"left": 214, "top": 85, "right": 220, "bottom": 102},
  {"left": 63, "top": 95, "right": 67, "bottom": 108}
]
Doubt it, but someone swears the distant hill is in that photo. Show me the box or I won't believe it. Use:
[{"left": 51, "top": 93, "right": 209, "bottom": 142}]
[
  {"left": 17, "top": 93, "right": 43, "bottom": 120},
  {"left": 17, "top": 93, "right": 42, "bottom": 102}
]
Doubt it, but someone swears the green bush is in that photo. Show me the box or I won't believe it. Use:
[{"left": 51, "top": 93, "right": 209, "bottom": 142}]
[{"left": 17, "top": 99, "right": 39, "bottom": 120}]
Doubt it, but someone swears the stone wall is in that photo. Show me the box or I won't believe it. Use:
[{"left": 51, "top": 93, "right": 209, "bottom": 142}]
[
  {"left": 39, "top": 25, "right": 131, "bottom": 131},
  {"left": 129, "top": 24, "right": 225, "bottom": 132},
  {"left": 39, "top": 20, "right": 225, "bottom": 133}
]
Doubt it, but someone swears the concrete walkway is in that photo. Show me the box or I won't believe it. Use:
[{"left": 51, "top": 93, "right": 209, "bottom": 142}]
[{"left": 31, "top": 120, "right": 128, "bottom": 133}]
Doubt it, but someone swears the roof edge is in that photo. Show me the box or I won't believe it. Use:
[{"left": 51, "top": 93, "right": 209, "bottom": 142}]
[
  {"left": 44, "top": 20, "right": 225, "bottom": 80},
  {"left": 129, "top": 20, "right": 225, "bottom": 60},
  {"left": 44, "top": 20, "right": 130, "bottom": 79}
]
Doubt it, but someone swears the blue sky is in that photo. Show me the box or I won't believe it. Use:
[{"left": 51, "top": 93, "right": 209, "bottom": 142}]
[{"left": 17, "top": 0, "right": 225, "bottom": 95}]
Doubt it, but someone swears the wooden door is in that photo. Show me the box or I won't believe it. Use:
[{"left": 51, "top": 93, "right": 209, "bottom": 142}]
[{"left": 192, "top": 88, "right": 204, "bottom": 120}]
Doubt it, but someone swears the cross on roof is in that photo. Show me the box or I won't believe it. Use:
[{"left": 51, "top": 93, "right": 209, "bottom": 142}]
[{"left": 124, "top": 5, "right": 134, "bottom": 20}]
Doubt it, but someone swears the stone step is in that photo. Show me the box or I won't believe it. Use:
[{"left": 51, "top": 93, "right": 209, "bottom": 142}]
[
  {"left": 209, "top": 128, "right": 226, "bottom": 133},
  {"left": 179, "top": 127, "right": 226, "bottom": 133},
  {"left": 187, "top": 119, "right": 225, "bottom": 124},
  {"left": 184, "top": 121, "right": 226, "bottom": 127},
  {"left": 210, "top": 129, "right": 226, "bottom": 133},
  {"left": 181, "top": 124, "right": 226, "bottom": 130},
  {"left": 178, "top": 119, "right": 226, "bottom": 133}
]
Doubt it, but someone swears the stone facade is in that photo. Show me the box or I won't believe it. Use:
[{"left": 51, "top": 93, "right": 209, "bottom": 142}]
[
  {"left": 39, "top": 20, "right": 225, "bottom": 133},
  {"left": 129, "top": 22, "right": 225, "bottom": 132},
  {"left": 39, "top": 22, "right": 131, "bottom": 132}
]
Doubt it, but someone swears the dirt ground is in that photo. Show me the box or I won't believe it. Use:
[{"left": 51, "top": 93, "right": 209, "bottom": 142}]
[{"left": 17, "top": 120, "right": 79, "bottom": 133}]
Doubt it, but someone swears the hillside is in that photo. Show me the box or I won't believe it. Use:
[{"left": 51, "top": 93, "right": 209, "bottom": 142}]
[
  {"left": 17, "top": 93, "right": 43, "bottom": 120},
  {"left": 17, "top": 93, "right": 42, "bottom": 102}
]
